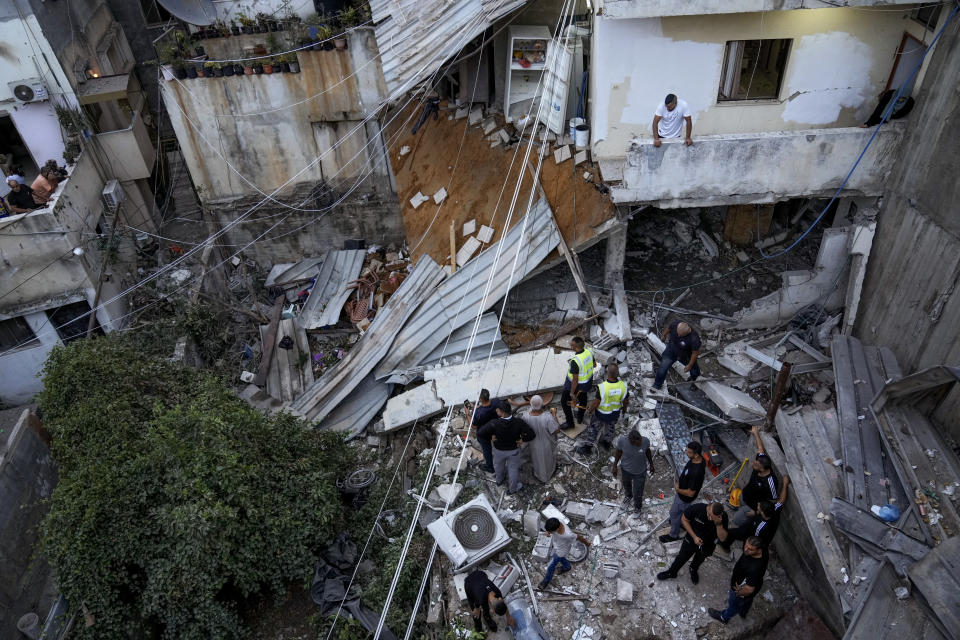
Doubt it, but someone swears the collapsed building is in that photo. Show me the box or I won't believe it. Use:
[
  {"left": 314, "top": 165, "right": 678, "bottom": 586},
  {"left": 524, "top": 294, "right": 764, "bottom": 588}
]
[{"left": 3, "top": 0, "right": 960, "bottom": 637}]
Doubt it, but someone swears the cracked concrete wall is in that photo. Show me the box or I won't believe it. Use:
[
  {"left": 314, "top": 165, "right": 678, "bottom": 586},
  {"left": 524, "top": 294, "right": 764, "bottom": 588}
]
[
  {"left": 856, "top": 17, "right": 960, "bottom": 436},
  {"left": 590, "top": 8, "right": 912, "bottom": 166}
]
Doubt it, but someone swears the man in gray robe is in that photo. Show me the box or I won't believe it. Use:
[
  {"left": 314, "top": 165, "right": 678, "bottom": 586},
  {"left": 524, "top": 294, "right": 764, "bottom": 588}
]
[{"left": 521, "top": 395, "right": 559, "bottom": 483}]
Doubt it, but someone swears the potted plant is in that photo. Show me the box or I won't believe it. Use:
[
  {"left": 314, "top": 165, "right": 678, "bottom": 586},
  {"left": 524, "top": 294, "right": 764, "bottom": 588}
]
[
  {"left": 266, "top": 32, "right": 279, "bottom": 54},
  {"left": 275, "top": 56, "right": 288, "bottom": 73},
  {"left": 204, "top": 61, "right": 217, "bottom": 77},
  {"left": 333, "top": 34, "right": 347, "bottom": 51},
  {"left": 262, "top": 58, "right": 274, "bottom": 74},
  {"left": 253, "top": 43, "right": 268, "bottom": 56},
  {"left": 243, "top": 61, "right": 254, "bottom": 75},
  {"left": 287, "top": 52, "right": 300, "bottom": 73},
  {"left": 233, "top": 63, "right": 244, "bottom": 75},
  {"left": 237, "top": 13, "right": 254, "bottom": 34},
  {"left": 186, "top": 64, "right": 198, "bottom": 79},
  {"left": 253, "top": 61, "right": 263, "bottom": 74},
  {"left": 339, "top": 6, "right": 358, "bottom": 29},
  {"left": 196, "top": 63, "right": 206, "bottom": 78},
  {"left": 195, "top": 45, "right": 206, "bottom": 57},
  {"left": 158, "top": 43, "right": 179, "bottom": 80},
  {"left": 173, "top": 60, "right": 188, "bottom": 80},
  {"left": 230, "top": 19, "right": 241, "bottom": 36},
  {"left": 222, "top": 62, "right": 235, "bottom": 76},
  {"left": 255, "top": 12, "right": 269, "bottom": 32}
]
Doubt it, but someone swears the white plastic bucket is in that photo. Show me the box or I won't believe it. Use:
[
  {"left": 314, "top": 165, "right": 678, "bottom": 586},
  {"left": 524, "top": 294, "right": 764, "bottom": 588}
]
[
  {"left": 569, "top": 117, "right": 585, "bottom": 140},
  {"left": 574, "top": 124, "right": 590, "bottom": 148}
]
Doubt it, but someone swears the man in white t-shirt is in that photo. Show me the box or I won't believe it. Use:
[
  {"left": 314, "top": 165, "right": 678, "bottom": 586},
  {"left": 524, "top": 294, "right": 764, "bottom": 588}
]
[{"left": 652, "top": 93, "right": 693, "bottom": 147}]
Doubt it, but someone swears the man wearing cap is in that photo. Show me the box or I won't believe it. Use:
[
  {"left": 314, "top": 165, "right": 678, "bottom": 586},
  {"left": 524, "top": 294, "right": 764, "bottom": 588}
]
[
  {"left": 4, "top": 176, "right": 41, "bottom": 214},
  {"left": 653, "top": 319, "right": 701, "bottom": 390},
  {"left": 733, "top": 427, "right": 781, "bottom": 527},
  {"left": 521, "top": 395, "right": 560, "bottom": 483},
  {"left": 653, "top": 93, "right": 693, "bottom": 147},
  {"left": 477, "top": 401, "right": 536, "bottom": 494},
  {"left": 611, "top": 429, "right": 655, "bottom": 512},
  {"left": 560, "top": 336, "right": 595, "bottom": 430},
  {"left": 660, "top": 441, "right": 707, "bottom": 543},
  {"left": 576, "top": 363, "right": 628, "bottom": 455}
]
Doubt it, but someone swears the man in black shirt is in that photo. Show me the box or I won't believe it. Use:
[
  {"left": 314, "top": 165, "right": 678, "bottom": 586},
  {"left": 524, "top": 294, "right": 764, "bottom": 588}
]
[
  {"left": 653, "top": 319, "right": 701, "bottom": 389},
  {"left": 724, "top": 475, "right": 790, "bottom": 550},
  {"left": 657, "top": 501, "right": 728, "bottom": 584},
  {"left": 477, "top": 401, "right": 536, "bottom": 494},
  {"left": 4, "top": 178, "right": 41, "bottom": 214},
  {"left": 660, "top": 441, "right": 706, "bottom": 542},
  {"left": 464, "top": 569, "right": 514, "bottom": 633},
  {"left": 709, "top": 536, "right": 769, "bottom": 624},
  {"left": 466, "top": 388, "right": 499, "bottom": 473},
  {"left": 734, "top": 427, "right": 781, "bottom": 527}
]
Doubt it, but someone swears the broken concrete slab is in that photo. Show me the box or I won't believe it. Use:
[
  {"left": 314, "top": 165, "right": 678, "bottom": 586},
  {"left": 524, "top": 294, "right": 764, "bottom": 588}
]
[
  {"left": 718, "top": 340, "right": 760, "bottom": 376},
  {"left": 424, "top": 348, "right": 570, "bottom": 407},
  {"left": 616, "top": 579, "right": 633, "bottom": 603},
  {"left": 574, "top": 150, "right": 588, "bottom": 166},
  {"left": 462, "top": 219, "right": 476, "bottom": 236},
  {"left": 697, "top": 381, "right": 766, "bottom": 423},
  {"left": 410, "top": 191, "right": 430, "bottom": 209},
  {"left": 381, "top": 381, "right": 443, "bottom": 431},
  {"left": 468, "top": 107, "right": 483, "bottom": 125},
  {"left": 482, "top": 117, "right": 498, "bottom": 135},
  {"left": 433, "top": 187, "right": 448, "bottom": 204},
  {"left": 541, "top": 504, "right": 569, "bottom": 526},
  {"left": 498, "top": 129, "right": 511, "bottom": 144},
  {"left": 456, "top": 236, "right": 482, "bottom": 267},
  {"left": 455, "top": 106, "right": 469, "bottom": 119},
  {"left": 476, "top": 224, "right": 495, "bottom": 244},
  {"left": 523, "top": 510, "right": 541, "bottom": 537},
  {"left": 554, "top": 144, "right": 572, "bottom": 164},
  {"left": 556, "top": 291, "right": 580, "bottom": 311}
]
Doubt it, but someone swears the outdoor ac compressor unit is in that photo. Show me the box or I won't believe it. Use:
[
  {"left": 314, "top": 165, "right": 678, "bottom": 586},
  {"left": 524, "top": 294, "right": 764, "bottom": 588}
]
[
  {"left": 101, "top": 179, "right": 123, "bottom": 211},
  {"left": 8, "top": 79, "right": 48, "bottom": 104},
  {"left": 427, "top": 493, "right": 511, "bottom": 570}
]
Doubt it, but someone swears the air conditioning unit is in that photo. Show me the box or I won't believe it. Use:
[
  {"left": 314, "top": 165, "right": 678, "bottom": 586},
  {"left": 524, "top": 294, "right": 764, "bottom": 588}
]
[
  {"left": 8, "top": 78, "right": 48, "bottom": 104},
  {"left": 101, "top": 179, "right": 123, "bottom": 211},
  {"left": 427, "top": 493, "right": 511, "bottom": 570}
]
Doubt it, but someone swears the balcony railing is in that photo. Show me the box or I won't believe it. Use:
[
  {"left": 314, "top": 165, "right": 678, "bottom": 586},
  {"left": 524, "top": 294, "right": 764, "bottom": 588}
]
[{"left": 607, "top": 123, "right": 906, "bottom": 208}]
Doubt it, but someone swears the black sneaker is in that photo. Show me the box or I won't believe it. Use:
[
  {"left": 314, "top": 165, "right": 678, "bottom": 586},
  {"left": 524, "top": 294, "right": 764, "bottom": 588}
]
[
  {"left": 599, "top": 439, "right": 612, "bottom": 451},
  {"left": 537, "top": 580, "right": 549, "bottom": 590},
  {"left": 557, "top": 566, "right": 571, "bottom": 575},
  {"left": 708, "top": 608, "right": 727, "bottom": 624},
  {"left": 656, "top": 570, "right": 677, "bottom": 581},
  {"left": 690, "top": 568, "right": 699, "bottom": 584},
  {"left": 659, "top": 534, "right": 679, "bottom": 543},
  {"left": 561, "top": 422, "right": 576, "bottom": 431},
  {"left": 484, "top": 615, "right": 498, "bottom": 633}
]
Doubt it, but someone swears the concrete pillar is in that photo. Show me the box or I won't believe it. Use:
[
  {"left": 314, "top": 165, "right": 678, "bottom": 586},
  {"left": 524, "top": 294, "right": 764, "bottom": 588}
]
[{"left": 604, "top": 222, "right": 628, "bottom": 290}]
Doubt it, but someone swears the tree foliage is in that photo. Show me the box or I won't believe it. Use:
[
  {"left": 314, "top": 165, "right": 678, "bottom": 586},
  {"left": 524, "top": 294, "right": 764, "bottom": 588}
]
[{"left": 38, "top": 336, "right": 356, "bottom": 639}]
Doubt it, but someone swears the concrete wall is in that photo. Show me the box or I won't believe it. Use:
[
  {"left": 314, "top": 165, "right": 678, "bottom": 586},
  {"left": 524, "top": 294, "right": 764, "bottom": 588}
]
[
  {"left": 610, "top": 124, "right": 903, "bottom": 207},
  {"left": 598, "top": 0, "right": 916, "bottom": 20},
  {"left": 0, "top": 410, "right": 56, "bottom": 618},
  {"left": 162, "top": 27, "right": 391, "bottom": 201},
  {"left": 590, "top": 8, "right": 914, "bottom": 164},
  {"left": 856, "top": 13, "right": 960, "bottom": 435},
  {"left": 0, "top": 313, "right": 61, "bottom": 405}
]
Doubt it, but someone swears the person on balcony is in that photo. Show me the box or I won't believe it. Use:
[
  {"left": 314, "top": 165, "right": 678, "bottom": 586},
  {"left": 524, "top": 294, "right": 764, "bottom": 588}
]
[
  {"left": 5, "top": 177, "right": 42, "bottom": 214},
  {"left": 653, "top": 93, "right": 693, "bottom": 147},
  {"left": 31, "top": 166, "right": 60, "bottom": 205}
]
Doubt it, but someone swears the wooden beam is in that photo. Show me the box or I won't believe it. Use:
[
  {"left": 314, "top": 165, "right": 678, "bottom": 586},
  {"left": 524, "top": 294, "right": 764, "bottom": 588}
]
[
  {"left": 765, "top": 361, "right": 793, "bottom": 429},
  {"left": 449, "top": 219, "right": 456, "bottom": 274},
  {"left": 525, "top": 159, "right": 596, "bottom": 316},
  {"left": 253, "top": 296, "right": 285, "bottom": 387}
]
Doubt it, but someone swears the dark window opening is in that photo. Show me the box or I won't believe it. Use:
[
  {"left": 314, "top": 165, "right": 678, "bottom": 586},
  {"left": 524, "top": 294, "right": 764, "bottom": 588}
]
[
  {"left": 910, "top": 5, "right": 942, "bottom": 31},
  {"left": 719, "top": 39, "right": 792, "bottom": 101},
  {"left": 0, "top": 316, "right": 40, "bottom": 351},
  {"left": 47, "top": 301, "right": 101, "bottom": 344}
]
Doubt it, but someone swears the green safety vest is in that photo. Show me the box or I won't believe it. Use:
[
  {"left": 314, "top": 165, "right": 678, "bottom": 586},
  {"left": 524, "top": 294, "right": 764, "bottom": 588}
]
[
  {"left": 597, "top": 379, "right": 627, "bottom": 414},
  {"left": 567, "top": 348, "right": 595, "bottom": 384}
]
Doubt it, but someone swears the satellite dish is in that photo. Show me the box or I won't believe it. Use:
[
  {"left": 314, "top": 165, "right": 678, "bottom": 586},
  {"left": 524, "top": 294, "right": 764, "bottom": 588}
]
[
  {"left": 155, "top": 0, "right": 218, "bottom": 26},
  {"left": 13, "top": 85, "right": 34, "bottom": 102}
]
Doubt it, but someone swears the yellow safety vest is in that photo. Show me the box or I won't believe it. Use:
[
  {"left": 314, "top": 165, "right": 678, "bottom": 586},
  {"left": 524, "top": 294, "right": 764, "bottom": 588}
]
[
  {"left": 597, "top": 379, "right": 627, "bottom": 414},
  {"left": 567, "top": 348, "right": 595, "bottom": 384}
]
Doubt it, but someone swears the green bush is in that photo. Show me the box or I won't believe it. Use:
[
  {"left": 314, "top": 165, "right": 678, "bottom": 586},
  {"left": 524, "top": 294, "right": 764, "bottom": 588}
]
[{"left": 39, "top": 336, "right": 356, "bottom": 639}]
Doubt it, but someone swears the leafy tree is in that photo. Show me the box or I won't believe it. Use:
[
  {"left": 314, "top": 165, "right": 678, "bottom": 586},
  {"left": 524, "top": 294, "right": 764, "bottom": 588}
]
[{"left": 39, "top": 336, "right": 356, "bottom": 639}]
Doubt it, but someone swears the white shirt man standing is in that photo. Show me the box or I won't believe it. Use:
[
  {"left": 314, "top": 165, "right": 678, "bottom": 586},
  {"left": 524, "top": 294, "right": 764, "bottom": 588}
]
[{"left": 653, "top": 93, "right": 693, "bottom": 147}]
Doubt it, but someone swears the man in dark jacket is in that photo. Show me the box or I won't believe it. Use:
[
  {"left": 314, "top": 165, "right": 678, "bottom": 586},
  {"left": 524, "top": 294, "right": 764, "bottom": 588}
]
[
  {"left": 465, "top": 569, "right": 514, "bottom": 633},
  {"left": 477, "top": 401, "right": 535, "bottom": 494},
  {"left": 709, "top": 537, "right": 769, "bottom": 624}
]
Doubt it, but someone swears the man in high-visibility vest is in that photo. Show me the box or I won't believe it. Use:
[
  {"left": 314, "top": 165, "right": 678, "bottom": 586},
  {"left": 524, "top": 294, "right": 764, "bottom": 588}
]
[
  {"left": 576, "top": 364, "right": 629, "bottom": 455},
  {"left": 560, "top": 336, "right": 595, "bottom": 431}
]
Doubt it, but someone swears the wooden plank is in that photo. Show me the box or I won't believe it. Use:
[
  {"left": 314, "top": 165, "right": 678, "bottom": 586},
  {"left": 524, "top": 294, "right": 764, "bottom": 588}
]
[
  {"left": 909, "top": 537, "right": 960, "bottom": 640},
  {"left": 254, "top": 296, "right": 285, "bottom": 387},
  {"left": 833, "top": 336, "right": 867, "bottom": 506},
  {"left": 849, "top": 345, "right": 888, "bottom": 506},
  {"left": 295, "top": 324, "right": 315, "bottom": 389},
  {"left": 845, "top": 560, "right": 948, "bottom": 640},
  {"left": 830, "top": 497, "right": 929, "bottom": 563}
]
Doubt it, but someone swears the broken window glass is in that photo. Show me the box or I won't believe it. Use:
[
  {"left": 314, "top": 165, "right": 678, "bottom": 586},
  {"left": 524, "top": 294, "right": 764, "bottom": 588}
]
[
  {"left": 718, "top": 39, "right": 791, "bottom": 101},
  {"left": 0, "top": 316, "right": 39, "bottom": 351}
]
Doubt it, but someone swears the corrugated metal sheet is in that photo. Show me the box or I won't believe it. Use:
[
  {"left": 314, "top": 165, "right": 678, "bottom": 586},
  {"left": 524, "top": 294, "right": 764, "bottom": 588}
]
[
  {"left": 319, "top": 373, "right": 394, "bottom": 440},
  {"left": 298, "top": 250, "right": 366, "bottom": 329},
  {"left": 289, "top": 256, "right": 446, "bottom": 421},
  {"left": 419, "top": 313, "right": 508, "bottom": 367},
  {"left": 371, "top": 0, "right": 527, "bottom": 94},
  {"left": 375, "top": 198, "right": 561, "bottom": 378},
  {"left": 264, "top": 256, "right": 326, "bottom": 288}
]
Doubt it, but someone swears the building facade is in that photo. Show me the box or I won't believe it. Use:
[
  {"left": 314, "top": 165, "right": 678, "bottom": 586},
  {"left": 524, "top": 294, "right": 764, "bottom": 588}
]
[{"left": 0, "top": 0, "right": 157, "bottom": 405}]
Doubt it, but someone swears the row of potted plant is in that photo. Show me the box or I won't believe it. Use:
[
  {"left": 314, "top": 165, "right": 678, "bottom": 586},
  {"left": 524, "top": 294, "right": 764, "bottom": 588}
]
[{"left": 171, "top": 53, "right": 303, "bottom": 79}]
